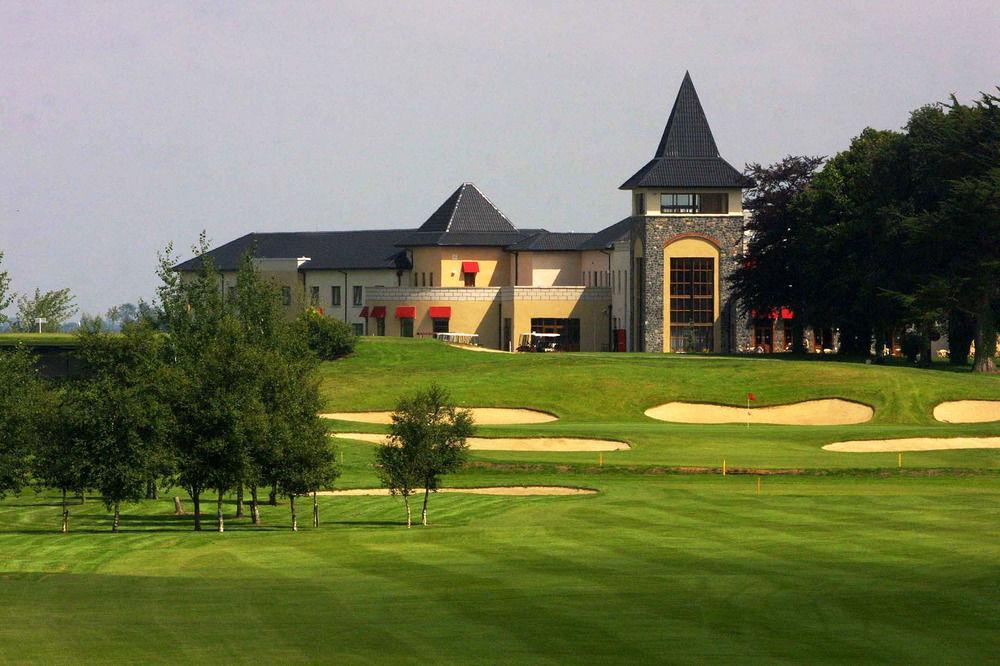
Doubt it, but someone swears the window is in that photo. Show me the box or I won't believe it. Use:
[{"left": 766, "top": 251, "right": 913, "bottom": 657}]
[
  {"left": 331, "top": 286, "right": 341, "bottom": 306},
  {"left": 421, "top": 273, "right": 426, "bottom": 287},
  {"left": 227, "top": 286, "right": 237, "bottom": 302},
  {"left": 376, "top": 318, "right": 385, "bottom": 336},
  {"left": 668, "top": 257, "right": 715, "bottom": 352},
  {"left": 400, "top": 318, "right": 413, "bottom": 338},
  {"left": 635, "top": 193, "right": 645, "bottom": 215},
  {"left": 429, "top": 272, "right": 433, "bottom": 287},
  {"left": 661, "top": 193, "right": 699, "bottom": 213},
  {"left": 530, "top": 318, "right": 581, "bottom": 352},
  {"left": 281, "top": 287, "right": 291, "bottom": 306},
  {"left": 432, "top": 318, "right": 449, "bottom": 334},
  {"left": 309, "top": 286, "right": 320, "bottom": 306},
  {"left": 464, "top": 271, "right": 475, "bottom": 287},
  {"left": 352, "top": 323, "right": 364, "bottom": 336},
  {"left": 659, "top": 193, "right": 728, "bottom": 214},
  {"left": 352, "top": 286, "right": 363, "bottom": 306}
]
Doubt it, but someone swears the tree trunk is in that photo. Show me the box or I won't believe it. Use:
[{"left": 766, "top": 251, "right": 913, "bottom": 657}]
[
  {"left": 949, "top": 309, "right": 975, "bottom": 365},
  {"left": 192, "top": 489, "right": 202, "bottom": 531},
  {"left": 790, "top": 323, "right": 804, "bottom": 354},
  {"left": 312, "top": 491, "right": 319, "bottom": 528},
  {"left": 918, "top": 322, "right": 933, "bottom": 368},
  {"left": 973, "top": 299, "right": 998, "bottom": 373},
  {"left": 290, "top": 495, "right": 298, "bottom": 532},
  {"left": 874, "top": 328, "right": 887, "bottom": 364},
  {"left": 61, "top": 488, "right": 69, "bottom": 533},
  {"left": 421, "top": 486, "right": 430, "bottom": 526},
  {"left": 217, "top": 490, "right": 225, "bottom": 533},
  {"left": 146, "top": 478, "right": 158, "bottom": 500},
  {"left": 235, "top": 486, "right": 245, "bottom": 518},
  {"left": 112, "top": 502, "right": 120, "bottom": 533},
  {"left": 173, "top": 496, "right": 185, "bottom": 515},
  {"left": 250, "top": 486, "right": 261, "bottom": 525},
  {"left": 268, "top": 488, "right": 277, "bottom": 506},
  {"left": 404, "top": 495, "right": 411, "bottom": 528}
]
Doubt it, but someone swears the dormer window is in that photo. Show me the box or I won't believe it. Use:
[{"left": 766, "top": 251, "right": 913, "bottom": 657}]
[{"left": 660, "top": 193, "right": 728, "bottom": 214}]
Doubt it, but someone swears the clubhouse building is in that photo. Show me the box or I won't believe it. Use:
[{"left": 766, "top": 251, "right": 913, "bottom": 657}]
[{"left": 178, "top": 73, "right": 756, "bottom": 353}]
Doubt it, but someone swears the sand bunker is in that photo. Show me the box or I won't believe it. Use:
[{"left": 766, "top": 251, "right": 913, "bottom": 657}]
[
  {"left": 320, "top": 407, "right": 558, "bottom": 425},
  {"left": 824, "top": 437, "right": 1000, "bottom": 453},
  {"left": 447, "top": 343, "right": 510, "bottom": 353},
  {"left": 644, "top": 398, "right": 873, "bottom": 425},
  {"left": 331, "top": 432, "right": 628, "bottom": 451},
  {"left": 933, "top": 400, "right": 1000, "bottom": 424},
  {"left": 315, "top": 486, "right": 596, "bottom": 496}
]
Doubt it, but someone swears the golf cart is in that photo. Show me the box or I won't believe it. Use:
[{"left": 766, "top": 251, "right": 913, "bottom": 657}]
[{"left": 516, "top": 332, "right": 561, "bottom": 353}]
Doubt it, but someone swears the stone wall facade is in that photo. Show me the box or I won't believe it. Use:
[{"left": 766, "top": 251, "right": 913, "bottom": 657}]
[{"left": 640, "top": 215, "right": 749, "bottom": 353}]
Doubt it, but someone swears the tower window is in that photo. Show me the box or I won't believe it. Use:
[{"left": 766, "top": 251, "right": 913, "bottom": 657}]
[
  {"left": 636, "top": 193, "right": 646, "bottom": 215},
  {"left": 660, "top": 193, "right": 728, "bottom": 214}
]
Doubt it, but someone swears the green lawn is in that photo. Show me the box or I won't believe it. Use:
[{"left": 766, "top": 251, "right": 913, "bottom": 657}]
[
  {"left": 0, "top": 332, "right": 79, "bottom": 347},
  {"left": 1, "top": 338, "right": 998, "bottom": 663}
]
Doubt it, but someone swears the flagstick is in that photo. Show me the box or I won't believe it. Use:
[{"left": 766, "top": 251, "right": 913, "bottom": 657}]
[{"left": 747, "top": 394, "right": 750, "bottom": 429}]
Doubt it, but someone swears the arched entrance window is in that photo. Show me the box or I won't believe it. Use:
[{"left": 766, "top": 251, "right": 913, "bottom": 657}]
[{"left": 663, "top": 236, "right": 721, "bottom": 352}]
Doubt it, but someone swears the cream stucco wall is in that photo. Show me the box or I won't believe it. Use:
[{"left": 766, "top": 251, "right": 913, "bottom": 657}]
[
  {"left": 633, "top": 188, "right": 743, "bottom": 216},
  {"left": 515, "top": 251, "right": 582, "bottom": 286},
  {"left": 303, "top": 268, "right": 402, "bottom": 328},
  {"left": 662, "top": 237, "right": 721, "bottom": 353},
  {"left": 410, "top": 247, "right": 511, "bottom": 287}
]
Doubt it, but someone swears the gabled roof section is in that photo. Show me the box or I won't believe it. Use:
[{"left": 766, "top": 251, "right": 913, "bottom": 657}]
[
  {"left": 579, "top": 217, "right": 639, "bottom": 250},
  {"left": 174, "top": 230, "right": 414, "bottom": 272},
  {"left": 505, "top": 231, "right": 594, "bottom": 252},
  {"left": 621, "top": 72, "right": 747, "bottom": 190},
  {"left": 400, "top": 183, "right": 523, "bottom": 246}
]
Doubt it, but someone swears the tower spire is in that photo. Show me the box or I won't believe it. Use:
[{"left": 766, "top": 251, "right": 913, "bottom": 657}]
[{"left": 653, "top": 71, "right": 720, "bottom": 158}]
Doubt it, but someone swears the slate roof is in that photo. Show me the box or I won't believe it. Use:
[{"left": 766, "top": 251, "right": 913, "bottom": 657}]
[
  {"left": 398, "top": 183, "right": 523, "bottom": 246},
  {"left": 174, "top": 230, "right": 414, "bottom": 272},
  {"left": 505, "top": 231, "right": 594, "bottom": 252},
  {"left": 578, "top": 217, "right": 638, "bottom": 250},
  {"left": 621, "top": 72, "right": 746, "bottom": 189}
]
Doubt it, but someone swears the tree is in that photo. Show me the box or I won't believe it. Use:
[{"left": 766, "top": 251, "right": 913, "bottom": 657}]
[
  {"left": 905, "top": 92, "right": 1000, "bottom": 372},
  {"left": 0, "top": 347, "right": 50, "bottom": 501},
  {"left": 14, "top": 287, "right": 77, "bottom": 332},
  {"left": 64, "top": 325, "right": 170, "bottom": 531},
  {"left": 375, "top": 439, "right": 422, "bottom": 528},
  {"left": 385, "top": 385, "right": 472, "bottom": 527},
  {"left": 35, "top": 399, "right": 93, "bottom": 533},
  {"left": 731, "top": 156, "right": 825, "bottom": 353},
  {"left": 0, "top": 250, "right": 14, "bottom": 325}
]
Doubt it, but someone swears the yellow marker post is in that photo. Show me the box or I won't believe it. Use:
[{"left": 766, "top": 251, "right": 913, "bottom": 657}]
[
  {"left": 898, "top": 452, "right": 902, "bottom": 469},
  {"left": 599, "top": 453, "right": 603, "bottom": 467},
  {"left": 756, "top": 477, "right": 761, "bottom": 495},
  {"left": 722, "top": 459, "right": 727, "bottom": 476}
]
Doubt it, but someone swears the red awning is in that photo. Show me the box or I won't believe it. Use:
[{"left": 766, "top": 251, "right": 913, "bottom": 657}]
[
  {"left": 461, "top": 261, "right": 479, "bottom": 274},
  {"left": 395, "top": 306, "right": 416, "bottom": 318},
  {"left": 429, "top": 306, "right": 451, "bottom": 319},
  {"left": 780, "top": 307, "right": 795, "bottom": 320},
  {"left": 370, "top": 306, "right": 386, "bottom": 319},
  {"left": 359, "top": 306, "right": 369, "bottom": 317}
]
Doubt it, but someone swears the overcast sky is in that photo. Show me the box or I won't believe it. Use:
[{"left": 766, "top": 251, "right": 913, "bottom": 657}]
[{"left": 2, "top": 1, "right": 998, "bottom": 316}]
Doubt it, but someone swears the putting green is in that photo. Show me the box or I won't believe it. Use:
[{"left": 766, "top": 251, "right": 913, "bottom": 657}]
[
  {"left": 644, "top": 398, "right": 873, "bottom": 425},
  {"left": 331, "top": 432, "right": 628, "bottom": 451},
  {"left": 933, "top": 400, "right": 1000, "bottom": 423}
]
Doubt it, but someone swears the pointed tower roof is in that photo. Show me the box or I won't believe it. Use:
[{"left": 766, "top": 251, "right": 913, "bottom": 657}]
[
  {"left": 620, "top": 72, "right": 745, "bottom": 189},
  {"left": 398, "top": 183, "right": 529, "bottom": 247}
]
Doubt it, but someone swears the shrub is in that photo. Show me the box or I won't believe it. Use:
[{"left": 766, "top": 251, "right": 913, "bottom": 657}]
[{"left": 297, "top": 309, "right": 356, "bottom": 360}]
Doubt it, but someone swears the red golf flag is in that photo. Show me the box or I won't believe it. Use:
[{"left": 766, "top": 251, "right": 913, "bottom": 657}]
[{"left": 747, "top": 392, "right": 756, "bottom": 401}]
